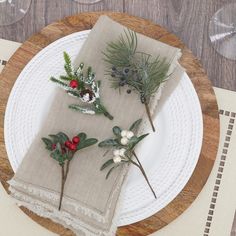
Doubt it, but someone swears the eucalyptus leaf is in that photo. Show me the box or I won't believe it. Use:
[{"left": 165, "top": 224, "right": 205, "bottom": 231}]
[
  {"left": 100, "top": 159, "right": 114, "bottom": 171},
  {"left": 128, "top": 133, "right": 149, "bottom": 149},
  {"left": 137, "top": 133, "right": 149, "bottom": 141},
  {"left": 106, "top": 165, "right": 120, "bottom": 179},
  {"left": 112, "top": 126, "right": 121, "bottom": 136},
  {"left": 98, "top": 139, "right": 118, "bottom": 147},
  {"left": 129, "top": 119, "right": 142, "bottom": 132}
]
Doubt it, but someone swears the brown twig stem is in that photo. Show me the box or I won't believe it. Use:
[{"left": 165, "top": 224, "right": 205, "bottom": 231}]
[
  {"left": 65, "top": 159, "right": 71, "bottom": 181},
  {"left": 144, "top": 102, "right": 155, "bottom": 132},
  {"left": 58, "top": 160, "right": 71, "bottom": 211},
  {"left": 132, "top": 151, "right": 157, "bottom": 199},
  {"left": 58, "top": 164, "right": 65, "bottom": 211}
]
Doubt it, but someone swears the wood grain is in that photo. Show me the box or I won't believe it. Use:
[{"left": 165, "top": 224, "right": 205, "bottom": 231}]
[{"left": 0, "top": 12, "right": 219, "bottom": 236}]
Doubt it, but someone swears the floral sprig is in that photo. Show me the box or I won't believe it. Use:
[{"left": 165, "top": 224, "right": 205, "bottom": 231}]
[
  {"left": 50, "top": 52, "right": 113, "bottom": 120},
  {"left": 98, "top": 119, "right": 157, "bottom": 199},
  {"left": 42, "top": 132, "right": 98, "bottom": 210},
  {"left": 103, "top": 30, "right": 171, "bottom": 131}
]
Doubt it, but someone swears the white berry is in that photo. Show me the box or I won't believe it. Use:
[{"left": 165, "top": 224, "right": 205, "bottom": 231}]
[
  {"left": 113, "top": 149, "right": 120, "bottom": 156},
  {"left": 121, "top": 137, "right": 129, "bottom": 145},
  {"left": 121, "top": 130, "right": 128, "bottom": 137},
  {"left": 113, "top": 155, "right": 121, "bottom": 163},
  {"left": 119, "top": 148, "right": 126, "bottom": 157},
  {"left": 126, "top": 131, "right": 134, "bottom": 139}
]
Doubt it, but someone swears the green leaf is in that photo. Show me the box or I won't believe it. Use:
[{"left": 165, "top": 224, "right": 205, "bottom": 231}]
[
  {"left": 77, "top": 132, "right": 87, "bottom": 142},
  {"left": 42, "top": 137, "right": 52, "bottom": 146},
  {"left": 77, "top": 138, "right": 98, "bottom": 150},
  {"left": 137, "top": 133, "right": 149, "bottom": 143},
  {"left": 98, "top": 139, "right": 119, "bottom": 148},
  {"left": 112, "top": 126, "right": 121, "bottom": 136},
  {"left": 48, "top": 134, "right": 60, "bottom": 143},
  {"left": 42, "top": 137, "right": 53, "bottom": 150},
  {"left": 128, "top": 133, "right": 149, "bottom": 149},
  {"left": 50, "top": 151, "right": 59, "bottom": 161},
  {"left": 128, "top": 136, "right": 139, "bottom": 144},
  {"left": 106, "top": 165, "right": 120, "bottom": 179},
  {"left": 129, "top": 119, "right": 142, "bottom": 132},
  {"left": 100, "top": 159, "right": 114, "bottom": 171},
  {"left": 56, "top": 132, "right": 69, "bottom": 144}
]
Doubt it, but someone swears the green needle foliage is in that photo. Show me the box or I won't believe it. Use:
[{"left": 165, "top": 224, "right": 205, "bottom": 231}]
[
  {"left": 103, "top": 29, "right": 171, "bottom": 131},
  {"left": 50, "top": 52, "right": 113, "bottom": 120}
]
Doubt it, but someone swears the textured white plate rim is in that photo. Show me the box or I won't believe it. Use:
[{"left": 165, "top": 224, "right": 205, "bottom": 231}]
[{"left": 4, "top": 30, "right": 203, "bottom": 226}]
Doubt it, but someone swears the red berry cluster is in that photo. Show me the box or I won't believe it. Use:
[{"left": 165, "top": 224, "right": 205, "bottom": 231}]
[
  {"left": 65, "top": 136, "right": 80, "bottom": 151},
  {"left": 69, "top": 80, "right": 79, "bottom": 89},
  {"left": 51, "top": 136, "right": 80, "bottom": 152}
]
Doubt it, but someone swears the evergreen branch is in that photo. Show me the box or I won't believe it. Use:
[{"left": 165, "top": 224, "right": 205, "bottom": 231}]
[
  {"left": 50, "top": 77, "right": 71, "bottom": 91},
  {"left": 69, "top": 104, "right": 96, "bottom": 115},
  {"left": 63, "top": 51, "right": 73, "bottom": 77},
  {"left": 103, "top": 30, "right": 171, "bottom": 132}
]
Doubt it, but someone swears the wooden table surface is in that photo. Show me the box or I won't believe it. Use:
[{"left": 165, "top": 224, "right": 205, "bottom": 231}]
[{"left": 0, "top": 0, "right": 235, "bottom": 235}]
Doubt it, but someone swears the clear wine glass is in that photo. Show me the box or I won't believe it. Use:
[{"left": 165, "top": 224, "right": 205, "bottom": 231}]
[
  {"left": 209, "top": 3, "right": 236, "bottom": 60},
  {"left": 73, "top": 0, "right": 103, "bottom": 4},
  {"left": 0, "top": 0, "right": 31, "bottom": 26}
]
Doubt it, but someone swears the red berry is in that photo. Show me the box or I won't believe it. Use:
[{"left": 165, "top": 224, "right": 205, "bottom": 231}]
[
  {"left": 69, "top": 144, "right": 77, "bottom": 151},
  {"left": 65, "top": 140, "right": 72, "bottom": 147},
  {"left": 52, "top": 144, "right": 56, "bottom": 150},
  {"left": 69, "top": 80, "right": 78, "bottom": 89},
  {"left": 72, "top": 136, "right": 80, "bottom": 144}
]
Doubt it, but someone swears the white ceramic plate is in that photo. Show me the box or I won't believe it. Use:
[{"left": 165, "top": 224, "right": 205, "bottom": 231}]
[{"left": 4, "top": 31, "right": 203, "bottom": 226}]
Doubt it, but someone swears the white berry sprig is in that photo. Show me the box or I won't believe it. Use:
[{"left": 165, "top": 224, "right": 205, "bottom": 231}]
[{"left": 98, "top": 119, "right": 157, "bottom": 199}]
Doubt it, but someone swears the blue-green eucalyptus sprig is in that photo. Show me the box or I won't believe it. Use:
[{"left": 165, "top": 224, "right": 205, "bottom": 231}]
[
  {"left": 98, "top": 119, "right": 157, "bottom": 199},
  {"left": 42, "top": 131, "right": 98, "bottom": 210}
]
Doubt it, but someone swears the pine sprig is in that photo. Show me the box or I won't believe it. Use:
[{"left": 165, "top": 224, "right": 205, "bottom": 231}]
[
  {"left": 63, "top": 52, "right": 73, "bottom": 78},
  {"left": 50, "top": 52, "right": 113, "bottom": 120},
  {"left": 103, "top": 30, "right": 171, "bottom": 131},
  {"left": 103, "top": 29, "right": 137, "bottom": 67}
]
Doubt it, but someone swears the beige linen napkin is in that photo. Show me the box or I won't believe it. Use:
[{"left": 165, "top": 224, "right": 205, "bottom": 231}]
[{"left": 7, "top": 16, "right": 181, "bottom": 236}]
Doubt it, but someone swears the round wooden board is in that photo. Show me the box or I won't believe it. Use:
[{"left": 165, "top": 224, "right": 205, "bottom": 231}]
[{"left": 0, "top": 12, "right": 219, "bottom": 236}]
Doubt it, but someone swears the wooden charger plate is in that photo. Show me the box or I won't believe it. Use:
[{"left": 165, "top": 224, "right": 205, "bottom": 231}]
[{"left": 0, "top": 12, "right": 219, "bottom": 236}]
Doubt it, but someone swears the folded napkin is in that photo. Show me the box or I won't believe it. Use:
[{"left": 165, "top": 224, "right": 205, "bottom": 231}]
[{"left": 9, "top": 16, "right": 181, "bottom": 236}]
